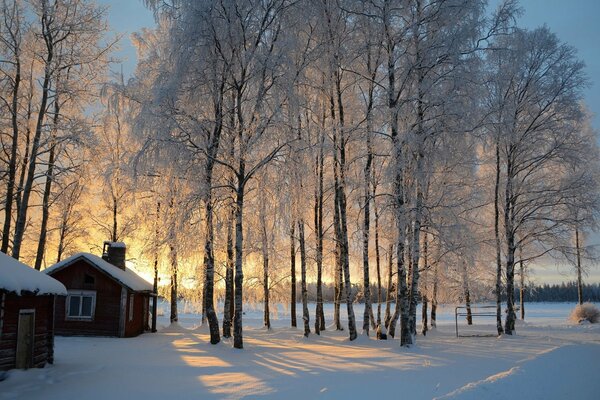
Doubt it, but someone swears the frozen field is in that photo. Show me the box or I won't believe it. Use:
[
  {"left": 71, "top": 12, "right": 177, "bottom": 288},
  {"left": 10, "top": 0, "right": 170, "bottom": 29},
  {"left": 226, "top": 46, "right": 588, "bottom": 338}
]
[{"left": 1, "top": 302, "right": 599, "bottom": 399}]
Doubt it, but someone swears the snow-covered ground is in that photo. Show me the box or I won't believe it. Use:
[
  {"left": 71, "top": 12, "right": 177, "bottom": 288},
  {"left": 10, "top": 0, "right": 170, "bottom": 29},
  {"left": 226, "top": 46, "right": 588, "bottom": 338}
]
[{"left": 1, "top": 302, "right": 599, "bottom": 399}]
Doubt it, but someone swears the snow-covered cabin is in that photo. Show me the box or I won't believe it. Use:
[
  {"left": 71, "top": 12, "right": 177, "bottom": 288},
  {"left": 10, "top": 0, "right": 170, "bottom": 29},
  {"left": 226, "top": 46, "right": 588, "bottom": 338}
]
[
  {"left": 44, "top": 243, "right": 154, "bottom": 338},
  {"left": 0, "top": 251, "right": 67, "bottom": 371}
]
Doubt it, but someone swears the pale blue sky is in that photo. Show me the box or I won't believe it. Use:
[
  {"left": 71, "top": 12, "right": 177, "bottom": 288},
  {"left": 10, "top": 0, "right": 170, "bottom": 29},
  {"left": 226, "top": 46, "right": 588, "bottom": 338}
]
[
  {"left": 98, "top": 0, "right": 600, "bottom": 284},
  {"left": 496, "top": 0, "right": 600, "bottom": 130},
  {"left": 96, "top": 0, "right": 154, "bottom": 78}
]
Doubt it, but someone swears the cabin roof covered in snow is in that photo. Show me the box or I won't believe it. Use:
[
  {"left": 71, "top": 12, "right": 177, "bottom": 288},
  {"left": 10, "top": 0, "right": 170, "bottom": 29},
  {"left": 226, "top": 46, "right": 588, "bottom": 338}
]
[
  {"left": 44, "top": 253, "right": 154, "bottom": 293},
  {"left": 0, "top": 251, "right": 67, "bottom": 296}
]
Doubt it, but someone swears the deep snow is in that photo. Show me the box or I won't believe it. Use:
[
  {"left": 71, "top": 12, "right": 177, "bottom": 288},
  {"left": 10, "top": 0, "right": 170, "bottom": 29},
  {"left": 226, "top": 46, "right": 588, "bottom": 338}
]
[{"left": 1, "top": 302, "right": 599, "bottom": 399}]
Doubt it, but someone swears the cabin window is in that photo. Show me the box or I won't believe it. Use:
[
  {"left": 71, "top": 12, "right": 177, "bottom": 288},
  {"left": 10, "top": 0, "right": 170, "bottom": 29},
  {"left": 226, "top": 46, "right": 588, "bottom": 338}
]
[
  {"left": 66, "top": 290, "right": 96, "bottom": 320},
  {"left": 129, "top": 294, "right": 134, "bottom": 321}
]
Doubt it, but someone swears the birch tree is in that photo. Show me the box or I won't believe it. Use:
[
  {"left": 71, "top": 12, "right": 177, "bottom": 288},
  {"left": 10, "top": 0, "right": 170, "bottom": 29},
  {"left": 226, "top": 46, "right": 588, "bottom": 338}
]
[
  {"left": 12, "top": 0, "right": 111, "bottom": 260},
  {"left": 487, "top": 27, "right": 588, "bottom": 334},
  {"left": 0, "top": 0, "right": 25, "bottom": 254}
]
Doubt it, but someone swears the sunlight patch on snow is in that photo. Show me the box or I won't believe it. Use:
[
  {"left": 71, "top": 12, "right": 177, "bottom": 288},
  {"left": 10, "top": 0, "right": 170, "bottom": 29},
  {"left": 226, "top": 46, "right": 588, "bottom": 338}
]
[
  {"left": 171, "top": 335, "right": 233, "bottom": 367},
  {"left": 181, "top": 355, "right": 231, "bottom": 368},
  {"left": 198, "top": 372, "right": 274, "bottom": 398}
]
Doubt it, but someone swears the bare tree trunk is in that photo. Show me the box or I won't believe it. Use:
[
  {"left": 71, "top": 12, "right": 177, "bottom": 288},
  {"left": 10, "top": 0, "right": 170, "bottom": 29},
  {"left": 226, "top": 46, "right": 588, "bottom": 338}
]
[
  {"left": 223, "top": 209, "right": 234, "bottom": 338},
  {"left": 56, "top": 222, "right": 66, "bottom": 262},
  {"left": 388, "top": 274, "right": 400, "bottom": 338},
  {"left": 55, "top": 180, "right": 83, "bottom": 263},
  {"left": 12, "top": 11, "right": 54, "bottom": 259},
  {"left": 224, "top": 94, "right": 236, "bottom": 339},
  {"left": 519, "top": 247, "right": 525, "bottom": 320},
  {"left": 504, "top": 156, "right": 517, "bottom": 335},
  {"left": 421, "top": 294, "right": 428, "bottom": 335},
  {"left": 233, "top": 172, "right": 245, "bottom": 349},
  {"left": 431, "top": 260, "right": 438, "bottom": 328},
  {"left": 374, "top": 194, "right": 382, "bottom": 330},
  {"left": 334, "top": 74, "right": 357, "bottom": 341},
  {"left": 333, "top": 217, "right": 343, "bottom": 331},
  {"left": 34, "top": 141, "right": 56, "bottom": 270},
  {"left": 505, "top": 236, "right": 516, "bottom": 334},
  {"left": 408, "top": 210, "right": 421, "bottom": 337},
  {"left": 407, "top": 9, "right": 425, "bottom": 343},
  {"left": 384, "top": 244, "right": 394, "bottom": 331},
  {"left": 201, "top": 86, "right": 224, "bottom": 343},
  {"left": 362, "top": 131, "right": 373, "bottom": 335},
  {"left": 314, "top": 132, "right": 325, "bottom": 334},
  {"left": 201, "top": 271, "right": 207, "bottom": 325},
  {"left": 151, "top": 201, "right": 160, "bottom": 333},
  {"left": 384, "top": 4, "right": 409, "bottom": 344},
  {"left": 111, "top": 194, "right": 118, "bottom": 242},
  {"left": 15, "top": 68, "right": 34, "bottom": 224},
  {"left": 361, "top": 40, "right": 378, "bottom": 335},
  {"left": 388, "top": 234, "right": 406, "bottom": 339},
  {"left": 390, "top": 153, "right": 409, "bottom": 344},
  {"left": 1, "top": 14, "right": 21, "bottom": 253},
  {"left": 152, "top": 258, "right": 158, "bottom": 331},
  {"left": 397, "top": 229, "right": 410, "bottom": 346},
  {"left": 406, "top": 236, "right": 416, "bottom": 337},
  {"left": 263, "top": 256, "right": 270, "bottom": 330},
  {"left": 462, "top": 262, "right": 473, "bottom": 325},
  {"left": 298, "top": 220, "right": 310, "bottom": 337},
  {"left": 35, "top": 96, "right": 60, "bottom": 270},
  {"left": 290, "top": 222, "right": 297, "bottom": 328},
  {"left": 169, "top": 243, "right": 178, "bottom": 324},
  {"left": 494, "top": 139, "right": 504, "bottom": 335},
  {"left": 203, "top": 192, "right": 220, "bottom": 343},
  {"left": 260, "top": 195, "right": 270, "bottom": 330},
  {"left": 576, "top": 227, "right": 584, "bottom": 305},
  {"left": 332, "top": 116, "right": 343, "bottom": 331},
  {"left": 421, "top": 233, "right": 429, "bottom": 336}
]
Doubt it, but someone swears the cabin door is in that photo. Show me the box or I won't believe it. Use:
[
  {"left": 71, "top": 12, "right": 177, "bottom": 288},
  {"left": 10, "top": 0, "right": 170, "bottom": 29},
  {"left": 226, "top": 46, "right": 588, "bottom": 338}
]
[{"left": 16, "top": 310, "right": 35, "bottom": 369}]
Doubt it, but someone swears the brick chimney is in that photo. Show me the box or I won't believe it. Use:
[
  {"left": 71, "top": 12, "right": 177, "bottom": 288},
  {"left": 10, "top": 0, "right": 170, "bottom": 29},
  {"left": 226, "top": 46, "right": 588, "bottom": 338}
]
[{"left": 102, "top": 241, "right": 127, "bottom": 270}]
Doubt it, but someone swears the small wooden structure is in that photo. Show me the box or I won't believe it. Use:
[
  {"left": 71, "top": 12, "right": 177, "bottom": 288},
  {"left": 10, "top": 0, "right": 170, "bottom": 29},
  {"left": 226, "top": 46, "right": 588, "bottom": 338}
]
[
  {"left": 45, "top": 243, "right": 154, "bottom": 338},
  {"left": 0, "top": 251, "right": 67, "bottom": 371}
]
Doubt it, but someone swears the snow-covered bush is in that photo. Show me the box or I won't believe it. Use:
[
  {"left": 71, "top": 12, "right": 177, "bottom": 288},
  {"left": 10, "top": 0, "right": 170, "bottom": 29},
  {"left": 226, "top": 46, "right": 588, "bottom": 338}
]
[{"left": 569, "top": 303, "right": 600, "bottom": 324}]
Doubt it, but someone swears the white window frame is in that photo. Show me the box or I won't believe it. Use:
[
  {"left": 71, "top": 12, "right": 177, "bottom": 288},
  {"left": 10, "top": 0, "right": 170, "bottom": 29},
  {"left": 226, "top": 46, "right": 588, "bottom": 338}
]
[
  {"left": 129, "top": 294, "right": 134, "bottom": 322},
  {"left": 66, "top": 290, "right": 96, "bottom": 321}
]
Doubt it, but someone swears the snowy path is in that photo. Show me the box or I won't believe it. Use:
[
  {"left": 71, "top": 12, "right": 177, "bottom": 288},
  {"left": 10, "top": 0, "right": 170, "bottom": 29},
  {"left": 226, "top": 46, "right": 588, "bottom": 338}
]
[{"left": 1, "top": 303, "right": 599, "bottom": 399}]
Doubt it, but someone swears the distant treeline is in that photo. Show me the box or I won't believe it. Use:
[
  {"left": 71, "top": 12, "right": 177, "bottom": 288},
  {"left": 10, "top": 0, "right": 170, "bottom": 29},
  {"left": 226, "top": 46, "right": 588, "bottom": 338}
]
[
  {"left": 520, "top": 282, "right": 600, "bottom": 303},
  {"left": 295, "top": 281, "right": 600, "bottom": 304},
  {"left": 173, "top": 281, "right": 600, "bottom": 305}
]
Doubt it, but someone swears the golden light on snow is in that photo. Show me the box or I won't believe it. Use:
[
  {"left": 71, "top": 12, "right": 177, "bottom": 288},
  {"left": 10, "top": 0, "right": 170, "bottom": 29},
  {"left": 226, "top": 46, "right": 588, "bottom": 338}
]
[
  {"left": 198, "top": 372, "right": 274, "bottom": 397},
  {"left": 181, "top": 355, "right": 231, "bottom": 368},
  {"left": 172, "top": 336, "right": 232, "bottom": 368}
]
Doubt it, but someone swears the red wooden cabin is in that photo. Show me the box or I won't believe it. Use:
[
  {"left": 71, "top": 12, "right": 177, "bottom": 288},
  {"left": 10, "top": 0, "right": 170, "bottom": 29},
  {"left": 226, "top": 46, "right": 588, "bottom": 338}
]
[
  {"left": 44, "top": 243, "right": 154, "bottom": 338},
  {"left": 0, "top": 251, "right": 67, "bottom": 371}
]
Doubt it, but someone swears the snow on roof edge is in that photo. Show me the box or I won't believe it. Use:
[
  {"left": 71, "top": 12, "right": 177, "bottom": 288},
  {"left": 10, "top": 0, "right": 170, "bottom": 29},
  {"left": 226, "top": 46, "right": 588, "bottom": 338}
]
[
  {"left": 0, "top": 251, "right": 67, "bottom": 296},
  {"left": 44, "top": 253, "right": 154, "bottom": 293}
]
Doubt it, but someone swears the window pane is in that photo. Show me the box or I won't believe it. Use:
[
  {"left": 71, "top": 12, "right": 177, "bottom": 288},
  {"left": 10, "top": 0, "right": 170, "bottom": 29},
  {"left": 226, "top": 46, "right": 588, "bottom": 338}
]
[
  {"left": 129, "top": 294, "right": 134, "bottom": 321},
  {"left": 81, "top": 296, "right": 93, "bottom": 317},
  {"left": 69, "top": 296, "right": 80, "bottom": 317}
]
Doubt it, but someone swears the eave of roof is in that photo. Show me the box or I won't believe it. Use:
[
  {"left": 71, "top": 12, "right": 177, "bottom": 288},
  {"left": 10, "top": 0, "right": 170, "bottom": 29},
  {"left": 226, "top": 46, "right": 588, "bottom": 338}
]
[{"left": 44, "top": 253, "right": 155, "bottom": 294}]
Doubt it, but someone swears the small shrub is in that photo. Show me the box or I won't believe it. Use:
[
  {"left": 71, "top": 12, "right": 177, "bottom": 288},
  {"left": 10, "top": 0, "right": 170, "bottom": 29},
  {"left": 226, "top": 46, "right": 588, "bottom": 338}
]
[{"left": 569, "top": 303, "right": 600, "bottom": 324}]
